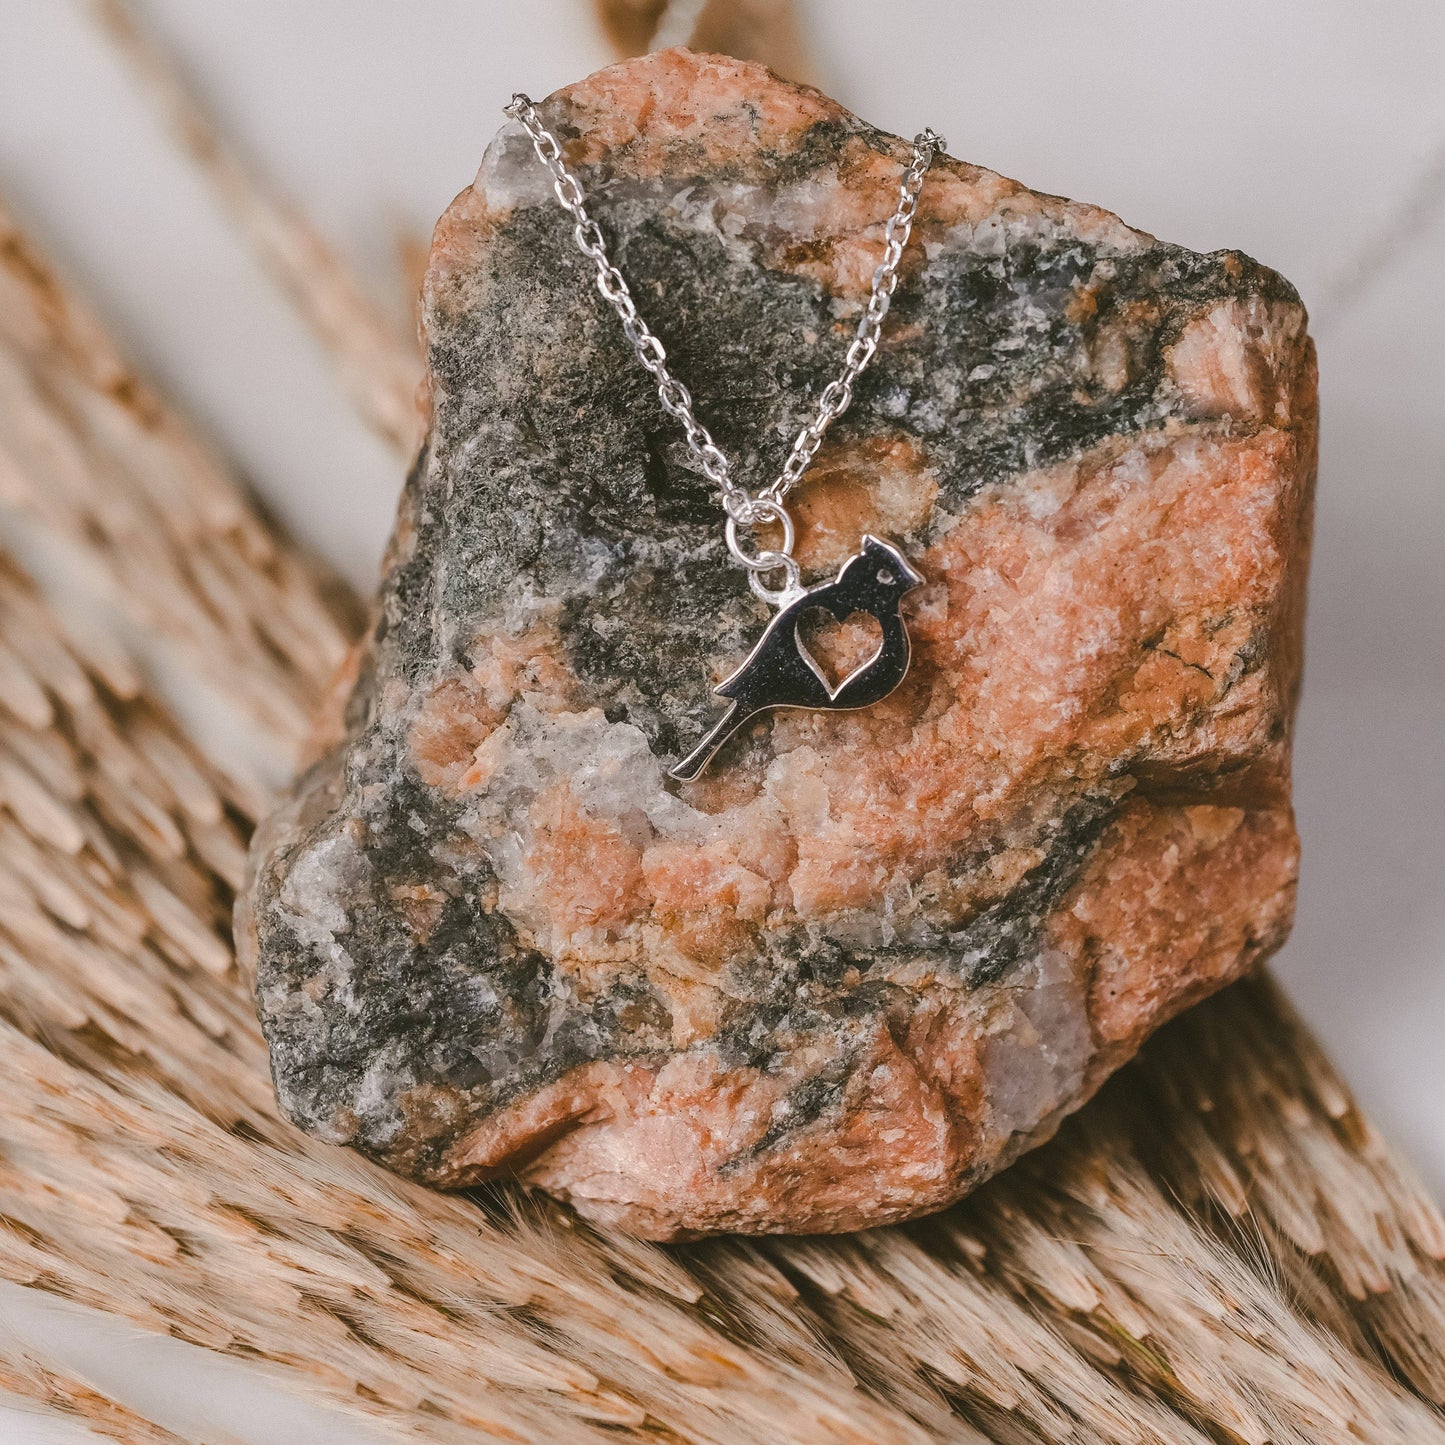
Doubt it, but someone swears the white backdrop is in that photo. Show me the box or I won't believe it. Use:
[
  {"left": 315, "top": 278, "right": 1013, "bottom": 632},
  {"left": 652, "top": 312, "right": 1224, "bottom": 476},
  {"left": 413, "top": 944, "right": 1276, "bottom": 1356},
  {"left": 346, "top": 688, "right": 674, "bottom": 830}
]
[{"left": 0, "top": 2, "right": 1442, "bottom": 1439}]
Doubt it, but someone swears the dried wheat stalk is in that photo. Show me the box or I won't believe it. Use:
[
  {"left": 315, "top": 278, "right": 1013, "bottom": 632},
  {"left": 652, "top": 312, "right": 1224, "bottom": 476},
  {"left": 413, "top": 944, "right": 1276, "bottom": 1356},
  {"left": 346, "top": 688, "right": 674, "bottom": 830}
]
[
  {"left": 593, "top": 0, "right": 815, "bottom": 81},
  {"left": 593, "top": 0, "right": 671, "bottom": 56},
  {"left": 2, "top": 18, "right": 1445, "bottom": 1443},
  {"left": 0, "top": 1348, "right": 188, "bottom": 1445},
  {"left": 0, "top": 199, "right": 355, "bottom": 756},
  {"left": 87, "top": 0, "right": 425, "bottom": 461}
]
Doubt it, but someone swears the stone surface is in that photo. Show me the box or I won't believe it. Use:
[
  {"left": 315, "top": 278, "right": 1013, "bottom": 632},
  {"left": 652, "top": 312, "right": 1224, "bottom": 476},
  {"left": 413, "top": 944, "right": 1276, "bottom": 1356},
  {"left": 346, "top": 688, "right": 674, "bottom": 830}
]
[{"left": 238, "top": 49, "right": 1316, "bottom": 1238}]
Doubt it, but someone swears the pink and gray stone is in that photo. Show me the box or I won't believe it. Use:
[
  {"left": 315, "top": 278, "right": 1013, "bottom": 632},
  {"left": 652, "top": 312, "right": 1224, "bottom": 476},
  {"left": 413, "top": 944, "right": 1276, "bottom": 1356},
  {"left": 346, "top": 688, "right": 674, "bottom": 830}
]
[{"left": 238, "top": 50, "right": 1316, "bottom": 1238}]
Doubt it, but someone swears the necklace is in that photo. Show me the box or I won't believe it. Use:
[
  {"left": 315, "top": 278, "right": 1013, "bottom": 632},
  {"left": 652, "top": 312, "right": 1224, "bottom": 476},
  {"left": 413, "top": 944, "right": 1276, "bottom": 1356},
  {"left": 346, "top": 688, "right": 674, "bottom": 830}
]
[{"left": 505, "top": 93, "right": 945, "bottom": 779}]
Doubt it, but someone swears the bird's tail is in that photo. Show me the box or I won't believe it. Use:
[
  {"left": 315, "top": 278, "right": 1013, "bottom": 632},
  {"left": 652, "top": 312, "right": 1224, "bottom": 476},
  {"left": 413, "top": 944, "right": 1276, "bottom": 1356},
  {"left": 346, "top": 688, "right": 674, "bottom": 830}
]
[{"left": 669, "top": 701, "right": 749, "bottom": 782}]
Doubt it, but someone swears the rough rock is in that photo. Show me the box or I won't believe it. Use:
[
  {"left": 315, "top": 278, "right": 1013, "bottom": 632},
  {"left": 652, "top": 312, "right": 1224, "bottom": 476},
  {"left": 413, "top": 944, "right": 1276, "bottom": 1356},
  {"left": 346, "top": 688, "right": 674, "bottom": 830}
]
[{"left": 238, "top": 49, "right": 1316, "bottom": 1238}]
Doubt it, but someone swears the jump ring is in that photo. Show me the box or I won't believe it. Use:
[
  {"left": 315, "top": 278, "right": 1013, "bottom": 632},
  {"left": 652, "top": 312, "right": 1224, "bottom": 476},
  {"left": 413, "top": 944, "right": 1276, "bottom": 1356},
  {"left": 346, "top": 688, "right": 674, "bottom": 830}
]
[
  {"left": 748, "top": 557, "right": 803, "bottom": 606},
  {"left": 724, "top": 498, "right": 795, "bottom": 571}
]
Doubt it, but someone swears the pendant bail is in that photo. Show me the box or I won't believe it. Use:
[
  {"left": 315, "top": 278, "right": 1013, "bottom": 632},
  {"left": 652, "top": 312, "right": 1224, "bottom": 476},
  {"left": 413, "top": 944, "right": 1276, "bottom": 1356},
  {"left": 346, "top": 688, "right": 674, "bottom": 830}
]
[{"left": 724, "top": 498, "right": 800, "bottom": 608}]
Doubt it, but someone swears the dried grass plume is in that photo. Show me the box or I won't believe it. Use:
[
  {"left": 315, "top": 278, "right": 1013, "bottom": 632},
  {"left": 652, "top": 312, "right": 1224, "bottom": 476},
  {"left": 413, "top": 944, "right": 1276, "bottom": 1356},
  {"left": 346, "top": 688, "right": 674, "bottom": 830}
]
[{"left": 0, "top": 6, "right": 1439, "bottom": 1440}]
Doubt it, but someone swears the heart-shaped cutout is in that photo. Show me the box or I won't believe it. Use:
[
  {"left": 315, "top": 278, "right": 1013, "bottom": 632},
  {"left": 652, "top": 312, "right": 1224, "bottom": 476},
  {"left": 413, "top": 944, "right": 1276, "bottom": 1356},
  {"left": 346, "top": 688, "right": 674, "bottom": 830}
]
[{"left": 795, "top": 607, "right": 885, "bottom": 699}]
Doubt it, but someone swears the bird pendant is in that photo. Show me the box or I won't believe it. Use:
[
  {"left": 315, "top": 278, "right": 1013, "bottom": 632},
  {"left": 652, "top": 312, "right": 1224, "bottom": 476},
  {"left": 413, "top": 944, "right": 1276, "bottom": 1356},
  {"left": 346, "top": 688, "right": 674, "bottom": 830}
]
[{"left": 670, "top": 535, "right": 924, "bottom": 781}]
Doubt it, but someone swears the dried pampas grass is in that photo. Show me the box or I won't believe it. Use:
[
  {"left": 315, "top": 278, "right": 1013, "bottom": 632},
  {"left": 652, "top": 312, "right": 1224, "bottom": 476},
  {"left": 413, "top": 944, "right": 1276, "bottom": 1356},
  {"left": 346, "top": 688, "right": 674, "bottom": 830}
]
[{"left": 0, "top": 8, "right": 1441, "bottom": 1442}]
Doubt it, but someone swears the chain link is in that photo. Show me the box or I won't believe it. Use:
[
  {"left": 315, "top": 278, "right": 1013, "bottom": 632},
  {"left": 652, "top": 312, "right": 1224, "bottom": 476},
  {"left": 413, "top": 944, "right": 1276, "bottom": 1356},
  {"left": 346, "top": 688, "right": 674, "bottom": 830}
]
[{"left": 505, "top": 92, "right": 944, "bottom": 605}]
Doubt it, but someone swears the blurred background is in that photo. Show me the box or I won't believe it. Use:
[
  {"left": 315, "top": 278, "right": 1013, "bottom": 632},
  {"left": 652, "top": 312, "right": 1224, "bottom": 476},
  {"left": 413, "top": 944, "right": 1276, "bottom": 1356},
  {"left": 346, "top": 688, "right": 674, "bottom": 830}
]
[{"left": 0, "top": 1, "right": 1441, "bottom": 1438}]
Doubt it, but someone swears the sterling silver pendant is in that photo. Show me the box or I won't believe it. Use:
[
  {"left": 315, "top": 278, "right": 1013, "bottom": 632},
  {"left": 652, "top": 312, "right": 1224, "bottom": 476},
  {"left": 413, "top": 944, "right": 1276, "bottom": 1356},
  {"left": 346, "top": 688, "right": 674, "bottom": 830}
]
[
  {"left": 671, "top": 536, "right": 923, "bottom": 781},
  {"left": 505, "top": 96, "right": 943, "bottom": 783}
]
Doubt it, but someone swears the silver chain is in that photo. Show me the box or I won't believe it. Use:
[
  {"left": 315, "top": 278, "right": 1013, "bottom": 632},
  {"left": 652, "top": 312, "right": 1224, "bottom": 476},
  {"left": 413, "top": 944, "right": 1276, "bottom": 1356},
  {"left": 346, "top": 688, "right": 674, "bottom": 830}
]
[{"left": 505, "top": 92, "right": 945, "bottom": 605}]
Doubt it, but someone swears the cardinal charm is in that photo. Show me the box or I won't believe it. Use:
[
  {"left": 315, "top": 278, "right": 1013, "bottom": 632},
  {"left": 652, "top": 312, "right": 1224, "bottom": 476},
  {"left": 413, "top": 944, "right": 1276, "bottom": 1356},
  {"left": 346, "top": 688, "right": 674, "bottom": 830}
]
[{"left": 671, "top": 537, "right": 923, "bottom": 780}]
